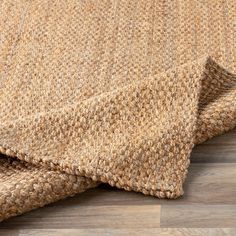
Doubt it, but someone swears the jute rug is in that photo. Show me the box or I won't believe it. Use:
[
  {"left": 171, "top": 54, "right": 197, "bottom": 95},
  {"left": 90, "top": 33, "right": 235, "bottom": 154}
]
[{"left": 0, "top": 0, "right": 236, "bottom": 221}]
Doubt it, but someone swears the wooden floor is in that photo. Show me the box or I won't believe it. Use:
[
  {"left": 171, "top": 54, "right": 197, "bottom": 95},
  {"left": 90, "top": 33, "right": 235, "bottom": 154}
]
[{"left": 1, "top": 129, "right": 236, "bottom": 236}]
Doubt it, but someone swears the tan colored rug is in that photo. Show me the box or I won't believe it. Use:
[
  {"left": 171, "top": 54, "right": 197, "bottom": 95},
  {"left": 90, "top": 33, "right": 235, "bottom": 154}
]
[{"left": 0, "top": 0, "right": 236, "bottom": 221}]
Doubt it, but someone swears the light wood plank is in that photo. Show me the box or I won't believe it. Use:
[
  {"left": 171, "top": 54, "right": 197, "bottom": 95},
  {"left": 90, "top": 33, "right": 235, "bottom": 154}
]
[
  {"left": 0, "top": 230, "right": 19, "bottom": 236},
  {"left": 0, "top": 205, "right": 160, "bottom": 229},
  {"left": 182, "top": 182, "right": 236, "bottom": 204},
  {"left": 161, "top": 205, "right": 236, "bottom": 227},
  {"left": 187, "top": 163, "right": 236, "bottom": 183},
  {"left": 18, "top": 228, "right": 236, "bottom": 236}
]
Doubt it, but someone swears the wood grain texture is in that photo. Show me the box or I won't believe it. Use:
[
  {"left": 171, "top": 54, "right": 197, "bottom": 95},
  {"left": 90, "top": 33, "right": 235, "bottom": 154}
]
[
  {"left": 2, "top": 228, "right": 236, "bottom": 236},
  {"left": 191, "top": 130, "right": 236, "bottom": 163},
  {"left": 15, "top": 228, "right": 236, "bottom": 236},
  {"left": 161, "top": 205, "right": 236, "bottom": 227},
  {"left": 0, "top": 129, "right": 236, "bottom": 235},
  {"left": 0, "top": 205, "right": 161, "bottom": 229}
]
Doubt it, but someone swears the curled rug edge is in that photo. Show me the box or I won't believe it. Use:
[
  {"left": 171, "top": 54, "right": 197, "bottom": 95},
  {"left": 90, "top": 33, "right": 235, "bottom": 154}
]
[
  {"left": 0, "top": 57, "right": 236, "bottom": 222},
  {"left": 0, "top": 155, "right": 98, "bottom": 222}
]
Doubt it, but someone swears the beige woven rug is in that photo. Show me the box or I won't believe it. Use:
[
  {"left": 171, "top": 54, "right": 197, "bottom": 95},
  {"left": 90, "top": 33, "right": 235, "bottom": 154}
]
[{"left": 0, "top": 0, "right": 236, "bottom": 221}]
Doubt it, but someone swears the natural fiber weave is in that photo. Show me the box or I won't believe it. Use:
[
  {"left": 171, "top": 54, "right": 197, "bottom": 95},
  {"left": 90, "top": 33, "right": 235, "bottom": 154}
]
[{"left": 0, "top": 0, "right": 236, "bottom": 221}]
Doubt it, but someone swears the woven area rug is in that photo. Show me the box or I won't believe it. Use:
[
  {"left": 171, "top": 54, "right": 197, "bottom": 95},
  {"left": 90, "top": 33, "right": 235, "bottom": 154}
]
[{"left": 0, "top": 0, "right": 236, "bottom": 221}]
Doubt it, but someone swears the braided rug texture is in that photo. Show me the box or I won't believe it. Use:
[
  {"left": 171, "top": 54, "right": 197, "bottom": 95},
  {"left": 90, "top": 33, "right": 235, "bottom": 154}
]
[{"left": 0, "top": 0, "right": 236, "bottom": 221}]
